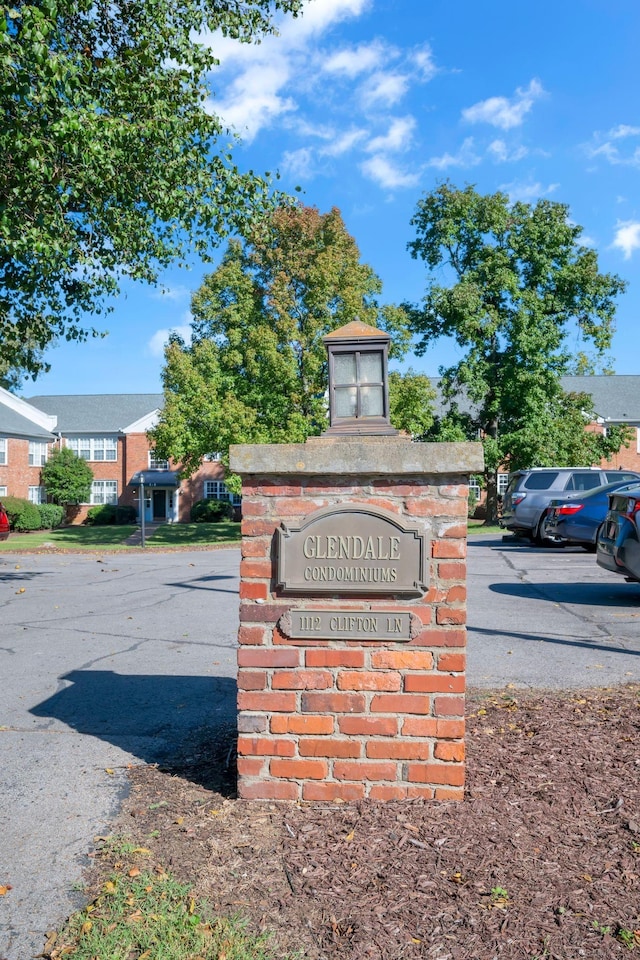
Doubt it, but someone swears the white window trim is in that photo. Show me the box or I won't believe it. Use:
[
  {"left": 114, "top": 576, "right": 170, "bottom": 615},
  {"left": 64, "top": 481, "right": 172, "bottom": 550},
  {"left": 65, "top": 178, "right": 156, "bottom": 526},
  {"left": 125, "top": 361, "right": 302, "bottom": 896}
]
[
  {"left": 204, "top": 479, "right": 241, "bottom": 506},
  {"left": 89, "top": 480, "right": 118, "bottom": 505},
  {"left": 29, "top": 441, "right": 48, "bottom": 467},
  {"left": 67, "top": 436, "right": 118, "bottom": 462},
  {"left": 0, "top": 486, "right": 7, "bottom": 497},
  {"left": 0, "top": 437, "right": 7, "bottom": 466},
  {"left": 28, "top": 486, "right": 46, "bottom": 505},
  {"left": 149, "top": 452, "right": 169, "bottom": 470}
]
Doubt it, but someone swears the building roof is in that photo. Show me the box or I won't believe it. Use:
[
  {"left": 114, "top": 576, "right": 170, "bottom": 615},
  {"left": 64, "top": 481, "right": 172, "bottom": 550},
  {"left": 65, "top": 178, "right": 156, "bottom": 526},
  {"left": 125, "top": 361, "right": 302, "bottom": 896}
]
[
  {"left": 0, "top": 404, "right": 55, "bottom": 440},
  {"left": 28, "top": 394, "right": 163, "bottom": 433},
  {"left": 427, "top": 375, "right": 640, "bottom": 424},
  {"left": 559, "top": 375, "right": 640, "bottom": 422}
]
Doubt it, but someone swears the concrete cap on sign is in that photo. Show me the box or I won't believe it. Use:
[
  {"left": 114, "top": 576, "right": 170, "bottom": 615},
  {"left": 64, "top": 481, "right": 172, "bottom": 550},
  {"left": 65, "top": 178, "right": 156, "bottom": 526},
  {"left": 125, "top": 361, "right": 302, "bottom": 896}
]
[
  {"left": 229, "top": 439, "right": 484, "bottom": 476},
  {"left": 323, "top": 319, "right": 389, "bottom": 343}
]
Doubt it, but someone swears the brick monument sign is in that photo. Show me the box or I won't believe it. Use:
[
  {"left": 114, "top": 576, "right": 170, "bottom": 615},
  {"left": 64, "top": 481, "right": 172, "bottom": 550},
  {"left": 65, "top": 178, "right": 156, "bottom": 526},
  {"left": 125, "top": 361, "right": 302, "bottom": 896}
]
[{"left": 230, "top": 321, "right": 483, "bottom": 802}]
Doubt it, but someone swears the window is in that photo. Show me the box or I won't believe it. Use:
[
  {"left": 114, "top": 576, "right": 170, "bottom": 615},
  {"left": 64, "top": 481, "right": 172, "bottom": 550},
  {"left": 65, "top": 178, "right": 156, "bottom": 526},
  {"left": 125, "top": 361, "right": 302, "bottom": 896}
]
[
  {"left": 0, "top": 486, "right": 7, "bottom": 497},
  {"left": 204, "top": 479, "right": 241, "bottom": 506},
  {"left": 90, "top": 480, "right": 118, "bottom": 505},
  {"left": 67, "top": 436, "right": 117, "bottom": 461},
  {"left": 497, "top": 473, "right": 510, "bottom": 496},
  {"left": 149, "top": 451, "right": 169, "bottom": 470},
  {"left": 523, "top": 471, "right": 559, "bottom": 491},
  {"left": 565, "top": 472, "right": 602, "bottom": 492},
  {"left": 28, "top": 486, "right": 46, "bottom": 504},
  {"left": 0, "top": 437, "right": 6, "bottom": 465},
  {"left": 468, "top": 478, "right": 481, "bottom": 500},
  {"left": 29, "top": 441, "right": 48, "bottom": 466}
]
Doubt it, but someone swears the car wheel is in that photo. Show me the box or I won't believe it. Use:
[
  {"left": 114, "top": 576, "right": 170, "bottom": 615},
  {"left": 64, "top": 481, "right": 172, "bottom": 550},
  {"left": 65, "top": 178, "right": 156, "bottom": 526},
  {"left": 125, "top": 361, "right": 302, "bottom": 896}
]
[{"left": 534, "top": 514, "right": 562, "bottom": 547}]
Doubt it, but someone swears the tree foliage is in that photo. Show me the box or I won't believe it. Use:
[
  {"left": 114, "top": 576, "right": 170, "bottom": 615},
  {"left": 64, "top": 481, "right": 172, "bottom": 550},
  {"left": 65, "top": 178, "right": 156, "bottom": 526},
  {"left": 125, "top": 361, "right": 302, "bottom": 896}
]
[
  {"left": 41, "top": 446, "right": 94, "bottom": 503},
  {"left": 151, "top": 204, "right": 419, "bottom": 477},
  {"left": 407, "top": 181, "right": 630, "bottom": 520},
  {"left": 0, "top": 0, "right": 302, "bottom": 378}
]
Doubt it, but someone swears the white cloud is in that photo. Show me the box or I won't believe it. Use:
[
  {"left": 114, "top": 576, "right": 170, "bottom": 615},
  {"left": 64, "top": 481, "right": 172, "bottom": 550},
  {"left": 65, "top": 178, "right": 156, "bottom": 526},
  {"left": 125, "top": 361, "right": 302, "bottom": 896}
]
[
  {"left": 320, "top": 127, "right": 368, "bottom": 156},
  {"left": 150, "top": 285, "right": 190, "bottom": 302},
  {"left": 462, "top": 79, "right": 545, "bottom": 130},
  {"left": 499, "top": 180, "right": 559, "bottom": 202},
  {"left": 324, "top": 39, "right": 389, "bottom": 77},
  {"left": 207, "top": 61, "right": 296, "bottom": 141},
  {"left": 426, "top": 137, "right": 481, "bottom": 170},
  {"left": 411, "top": 43, "right": 438, "bottom": 81},
  {"left": 365, "top": 116, "right": 416, "bottom": 154},
  {"left": 609, "top": 124, "right": 640, "bottom": 139},
  {"left": 280, "top": 147, "right": 317, "bottom": 179},
  {"left": 612, "top": 221, "right": 640, "bottom": 259},
  {"left": 360, "top": 154, "right": 420, "bottom": 189},
  {"left": 360, "top": 71, "right": 409, "bottom": 108},
  {"left": 205, "top": 0, "right": 371, "bottom": 140},
  {"left": 148, "top": 318, "right": 193, "bottom": 357},
  {"left": 585, "top": 125, "right": 640, "bottom": 168},
  {"left": 487, "top": 139, "right": 528, "bottom": 163}
]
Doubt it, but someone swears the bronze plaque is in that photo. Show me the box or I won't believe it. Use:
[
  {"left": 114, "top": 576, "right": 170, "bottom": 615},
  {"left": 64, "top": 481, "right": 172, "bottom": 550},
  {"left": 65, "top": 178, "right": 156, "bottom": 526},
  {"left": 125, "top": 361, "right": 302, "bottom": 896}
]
[
  {"left": 279, "top": 609, "right": 421, "bottom": 641},
  {"left": 276, "top": 504, "right": 427, "bottom": 597}
]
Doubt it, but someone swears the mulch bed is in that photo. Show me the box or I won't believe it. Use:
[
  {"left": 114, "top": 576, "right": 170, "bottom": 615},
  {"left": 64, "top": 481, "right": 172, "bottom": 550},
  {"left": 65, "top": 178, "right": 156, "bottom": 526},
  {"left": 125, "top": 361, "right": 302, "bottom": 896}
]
[{"left": 90, "top": 685, "right": 640, "bottom": 959}]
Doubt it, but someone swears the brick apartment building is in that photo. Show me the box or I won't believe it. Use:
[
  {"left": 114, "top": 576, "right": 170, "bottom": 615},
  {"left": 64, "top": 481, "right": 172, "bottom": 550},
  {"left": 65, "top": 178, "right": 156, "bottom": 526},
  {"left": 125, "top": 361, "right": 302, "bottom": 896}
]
[
  {"left": 0, "top": 377, "right": 639, "bottom": 523},
  {"left": 0, "top": 388, "right": 234, "bottom": 523}
]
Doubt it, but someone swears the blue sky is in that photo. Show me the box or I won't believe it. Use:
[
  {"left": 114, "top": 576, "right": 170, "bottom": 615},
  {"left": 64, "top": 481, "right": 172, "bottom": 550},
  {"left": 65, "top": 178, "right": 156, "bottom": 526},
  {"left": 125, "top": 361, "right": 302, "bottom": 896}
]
[{"left": 28, "top": 0, "right": 640, "bottom": 398}]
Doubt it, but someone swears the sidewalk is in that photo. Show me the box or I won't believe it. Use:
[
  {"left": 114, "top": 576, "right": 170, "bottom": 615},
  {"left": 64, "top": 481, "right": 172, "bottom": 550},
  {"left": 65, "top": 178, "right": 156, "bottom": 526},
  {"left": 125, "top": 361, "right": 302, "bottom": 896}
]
[{"left": 123, "top": 522, "right": 165, "bottom": 545}]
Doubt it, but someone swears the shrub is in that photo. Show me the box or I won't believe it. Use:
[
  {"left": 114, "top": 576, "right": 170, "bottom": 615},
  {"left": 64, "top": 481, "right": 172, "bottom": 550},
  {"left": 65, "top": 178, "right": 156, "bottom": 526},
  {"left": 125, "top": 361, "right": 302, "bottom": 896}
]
[
  {"left": 115, "top": 504, "right": 137, "bottom": 524},
  {"left": 190, "top": 498, "right": 234, "bottom": 522},
  {"left": 86, "top": 504, "right": 117, "bottom": 525},
  {"left": 3, "top": 496, "right": 42, "bottom": 531},
  {"left": 38, "top": 503, "right": 65, "bottom": 530}
]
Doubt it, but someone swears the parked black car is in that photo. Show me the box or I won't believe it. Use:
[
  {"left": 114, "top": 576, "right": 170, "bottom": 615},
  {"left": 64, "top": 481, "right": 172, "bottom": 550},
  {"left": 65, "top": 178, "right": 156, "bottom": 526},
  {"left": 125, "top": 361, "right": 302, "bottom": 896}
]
[
  {"left": 596, "top": 486, "right": 640, "bottom": 582},
  {"left": 542, "top": 480, "right": 640, "bottom": 550}
]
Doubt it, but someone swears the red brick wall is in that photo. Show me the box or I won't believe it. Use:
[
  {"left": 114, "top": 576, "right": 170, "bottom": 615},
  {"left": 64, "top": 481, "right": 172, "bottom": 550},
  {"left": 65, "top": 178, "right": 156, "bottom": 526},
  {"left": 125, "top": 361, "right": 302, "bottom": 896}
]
[
  {"left": 236, "top": 474, "right": 468, "bottom": 802},
  {"left": 0, "top": 437, "right": 53, "bottom": 498}
]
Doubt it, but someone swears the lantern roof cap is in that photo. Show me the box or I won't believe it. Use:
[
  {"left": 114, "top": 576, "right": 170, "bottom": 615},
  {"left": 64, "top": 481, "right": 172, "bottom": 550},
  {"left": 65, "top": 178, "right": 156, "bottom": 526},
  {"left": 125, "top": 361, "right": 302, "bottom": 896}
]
[{"left": 323, "top": 319, "right": 389, "bottom": 343}]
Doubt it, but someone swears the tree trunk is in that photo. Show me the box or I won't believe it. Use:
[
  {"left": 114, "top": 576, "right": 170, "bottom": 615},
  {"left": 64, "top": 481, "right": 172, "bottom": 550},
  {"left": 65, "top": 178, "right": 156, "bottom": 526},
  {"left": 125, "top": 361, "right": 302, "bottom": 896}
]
[{"left": 485, "top": 471, "right": 500, "bottom": 525}]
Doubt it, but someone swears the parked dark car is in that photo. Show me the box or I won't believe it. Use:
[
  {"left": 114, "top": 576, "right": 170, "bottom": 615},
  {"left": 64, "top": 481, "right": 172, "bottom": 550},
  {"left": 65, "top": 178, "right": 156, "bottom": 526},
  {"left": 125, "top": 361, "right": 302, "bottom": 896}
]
[
  {"left": 542, "top": 480, "right": 640, "bottom": 550},
  {"left": 0, "top": 502, "right": 9, "bottom": 541},
  {"left": 596, "top": 485, "right": 640, "bottom": 582},
  {"left": 501, "top": 467, "right": 640, "bottom": 545}
]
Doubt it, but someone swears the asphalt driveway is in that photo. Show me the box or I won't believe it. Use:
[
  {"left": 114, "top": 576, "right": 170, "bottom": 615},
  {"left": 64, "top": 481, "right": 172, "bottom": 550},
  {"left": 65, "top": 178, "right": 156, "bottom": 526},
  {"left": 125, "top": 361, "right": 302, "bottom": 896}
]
[{"left": 1, "top": 537, "right": 639, "bottom": 959}]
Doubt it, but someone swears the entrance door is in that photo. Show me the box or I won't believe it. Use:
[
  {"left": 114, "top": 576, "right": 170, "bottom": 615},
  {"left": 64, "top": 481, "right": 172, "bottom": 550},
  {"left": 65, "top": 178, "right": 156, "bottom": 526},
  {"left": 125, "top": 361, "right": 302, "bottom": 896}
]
[{"left": 152, "top": 489, "right": 167, "bottom": 521}]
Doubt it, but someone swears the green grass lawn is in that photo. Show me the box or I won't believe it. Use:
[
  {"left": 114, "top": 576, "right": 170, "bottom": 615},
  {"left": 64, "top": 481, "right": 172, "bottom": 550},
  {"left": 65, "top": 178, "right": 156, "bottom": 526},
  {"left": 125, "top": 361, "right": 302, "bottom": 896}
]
[
  {"left": 0, "top": 522, "right": 241, "bottom": 551},
  {"left": 0, "top": 518, "right": 498, "bottom": 552}
]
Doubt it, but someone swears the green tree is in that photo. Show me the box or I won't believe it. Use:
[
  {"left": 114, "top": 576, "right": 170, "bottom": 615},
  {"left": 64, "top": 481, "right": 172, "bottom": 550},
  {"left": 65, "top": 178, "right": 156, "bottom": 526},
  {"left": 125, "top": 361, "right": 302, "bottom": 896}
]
[
  {"left": 41, "top": 446, "right": 94, "bottom": 504},
  {"left": 407, "top": 181, "right": 630, "bottom": 522},
  {"left": 151, "top": 204, "right": 420, "bottom": 479},
  {"left": 0, "top": 0, "right": 302, "bottom": 379}
]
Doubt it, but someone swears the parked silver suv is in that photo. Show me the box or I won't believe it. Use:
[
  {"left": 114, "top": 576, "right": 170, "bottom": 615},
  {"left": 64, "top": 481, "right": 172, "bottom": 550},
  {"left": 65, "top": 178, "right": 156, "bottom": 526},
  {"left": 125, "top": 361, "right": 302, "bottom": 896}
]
[{"left": 501, "top": 467, "right": 640, "bottom": 545}]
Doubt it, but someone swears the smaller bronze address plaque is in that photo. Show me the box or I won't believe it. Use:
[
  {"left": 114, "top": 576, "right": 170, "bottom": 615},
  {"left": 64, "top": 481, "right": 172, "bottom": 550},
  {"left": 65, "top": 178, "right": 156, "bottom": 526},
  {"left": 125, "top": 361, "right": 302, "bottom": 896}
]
[
  {"left": 279, "top": 609, "right": 422, "bottom": 642},
  {"left": 276, "top": 503, "right": 428, "bottom": 598}
]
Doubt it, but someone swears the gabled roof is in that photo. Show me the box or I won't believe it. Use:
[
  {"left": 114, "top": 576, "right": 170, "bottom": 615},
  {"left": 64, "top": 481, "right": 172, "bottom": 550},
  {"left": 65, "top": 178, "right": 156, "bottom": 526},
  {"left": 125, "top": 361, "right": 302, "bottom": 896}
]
[
  {"left": 0, "top": 385, "right": 57, "bottom": 439},
  {"left": 428, "top": 375, "right": 640, "bottom": 423},
  {"left": 0, "top": 404, "right": 56, "bottom": 440},
  {"left": 560, "top": 375, "right": 640, "bottom": 422},
  {"left": 28, "top": 394, "right": 163, "bottom": 433}
]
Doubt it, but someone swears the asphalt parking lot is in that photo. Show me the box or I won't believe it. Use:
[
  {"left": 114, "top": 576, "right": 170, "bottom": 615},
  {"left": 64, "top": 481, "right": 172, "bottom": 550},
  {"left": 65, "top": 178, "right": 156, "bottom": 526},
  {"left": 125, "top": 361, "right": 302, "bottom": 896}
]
[{"left": 1, "top": 536, "right": 639, "bottom": 959}]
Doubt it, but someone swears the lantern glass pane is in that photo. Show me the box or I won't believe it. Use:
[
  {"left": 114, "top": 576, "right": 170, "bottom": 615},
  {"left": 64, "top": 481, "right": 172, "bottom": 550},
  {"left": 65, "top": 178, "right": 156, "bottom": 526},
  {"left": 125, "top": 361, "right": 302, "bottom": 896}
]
[
  {"left": 360, "top": 385, "right": 384, "bottom": 416},
  {"left": 359, "top": 351, "right": 383, "bottom": 383},
  {"left": 334, "top": 353, "right": 357, "bottom": 384},
  {"left": 335, "top": 386, "right": 357, "bottom": 417}
]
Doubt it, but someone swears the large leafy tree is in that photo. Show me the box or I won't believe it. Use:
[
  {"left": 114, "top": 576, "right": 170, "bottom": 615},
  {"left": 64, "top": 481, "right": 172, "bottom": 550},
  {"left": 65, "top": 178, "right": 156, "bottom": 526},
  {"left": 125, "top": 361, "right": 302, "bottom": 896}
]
[
  {"left": 151, "top": 204, "right": 421, "bottom": 479},
  {"left": 0, "top": 0, "right": 302, "bottom": 378},
  {"left": 407, "top": 182, "right": 630, "bottom": 522}
]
